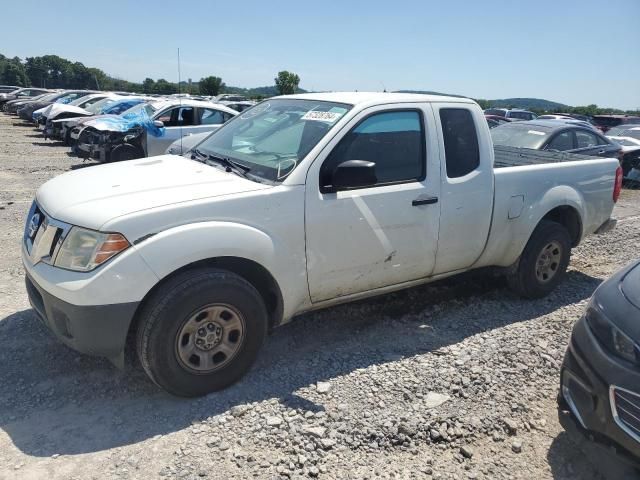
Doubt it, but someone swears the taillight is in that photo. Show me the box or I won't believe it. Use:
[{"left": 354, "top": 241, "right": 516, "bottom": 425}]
[{"left": 613, "top": 165, "right": 623, "bottom": 203}]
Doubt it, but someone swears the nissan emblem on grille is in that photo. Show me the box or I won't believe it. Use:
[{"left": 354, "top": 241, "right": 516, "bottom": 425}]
[{"left": 28, "top": 213, "right": 41, "bottom": 238}]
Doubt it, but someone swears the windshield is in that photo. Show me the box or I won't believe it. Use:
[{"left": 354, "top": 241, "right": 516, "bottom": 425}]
[
  {"left": 491, "top": 123, "right": 552, "bottom": 149},
  {"left": 84, "top": 97, "right": 117, "bottom": 113},
  {"left": 122, "top": 102, "right": 157, "bottom": 117},
  {"left": 196, "top": 99, "right": 352, "bottom": 182}
]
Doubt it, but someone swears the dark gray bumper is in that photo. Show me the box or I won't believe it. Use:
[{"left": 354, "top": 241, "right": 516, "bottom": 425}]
[{"left": 25, "top": 273, "right": 138, "bottom": 366}]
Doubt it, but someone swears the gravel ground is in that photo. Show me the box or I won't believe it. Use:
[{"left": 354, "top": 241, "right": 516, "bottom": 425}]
[{"left": 0, "top": 113, "right": 639, "bottom": 480}]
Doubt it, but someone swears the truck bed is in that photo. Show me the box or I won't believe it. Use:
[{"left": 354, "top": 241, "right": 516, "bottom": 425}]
[{"left": 493, "top": 145, "right": 602, "bottom": 168}]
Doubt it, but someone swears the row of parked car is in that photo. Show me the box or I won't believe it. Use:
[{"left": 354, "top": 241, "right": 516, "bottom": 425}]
[
  {"left": 0, "top": 85, "right": 258, "bottom": 162},
  {"left": 484, "top": 108, "right": 640, "bottom": 183}
]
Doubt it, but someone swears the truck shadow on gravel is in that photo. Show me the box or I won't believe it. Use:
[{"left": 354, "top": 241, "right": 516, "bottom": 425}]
[{"left": 0, "top": 270, "right": 601, "bottom": 457}]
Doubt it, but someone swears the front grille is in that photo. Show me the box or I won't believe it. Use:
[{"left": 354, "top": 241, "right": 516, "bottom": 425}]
[
  {"left": 610, "top": 386, "right": 640, "bottom": 443},
  {"left": 24, "top": 202, "right": 71, "bottom": 266}
]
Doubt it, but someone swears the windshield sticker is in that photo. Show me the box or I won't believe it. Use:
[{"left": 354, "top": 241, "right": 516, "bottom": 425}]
[
  {"left": 276, "top": 158, "right": 298, "bottom": 179},
  {"left": 527, "top": 130, "right": 547, "bottom": 136},
  {"left": 240, "top": 102, "right": 270, "bottom": 119},
  {"left": 301, "top": 111, "right": 344, "bottom": 123}
]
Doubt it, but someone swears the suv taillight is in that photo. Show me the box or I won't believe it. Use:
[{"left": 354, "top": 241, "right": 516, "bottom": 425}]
[{"left": 613, "top": 166, "right": 623, "bottom": 203}]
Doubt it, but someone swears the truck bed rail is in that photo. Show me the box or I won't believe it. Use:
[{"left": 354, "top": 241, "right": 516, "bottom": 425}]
[{"left": 493, "top": 146, "right": 598, "bottom": 168}]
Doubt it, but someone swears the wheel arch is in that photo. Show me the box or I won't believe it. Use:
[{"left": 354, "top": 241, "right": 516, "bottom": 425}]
[{"left": 539, "top": 205, "right": 583, "bottom": 247}]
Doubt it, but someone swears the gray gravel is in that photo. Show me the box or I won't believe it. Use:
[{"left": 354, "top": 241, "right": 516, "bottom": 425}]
[{"left": 1, "top": 112, "right": 639, "bottom": 480}]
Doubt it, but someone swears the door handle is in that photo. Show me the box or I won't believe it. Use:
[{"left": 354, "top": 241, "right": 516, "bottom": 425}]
[
  {"left": 412, "top": 196, "right": 438, "bottom": 206},
  {"left": 597, "top": 150, "right": 605, "bottom": 154}
]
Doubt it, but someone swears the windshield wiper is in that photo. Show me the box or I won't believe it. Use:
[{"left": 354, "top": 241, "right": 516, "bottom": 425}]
[{"left": 193, "top": 149, "right": 251, "bottom": 178}]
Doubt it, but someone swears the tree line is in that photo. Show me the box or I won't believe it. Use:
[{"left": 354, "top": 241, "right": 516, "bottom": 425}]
[{"left": 0, "top": 53, "right": 302, "bottom": 98}]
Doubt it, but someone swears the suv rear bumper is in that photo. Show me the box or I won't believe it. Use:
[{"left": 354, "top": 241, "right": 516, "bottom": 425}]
[{"left": 25, "top": 272, "right": 138, "bottom": 365}]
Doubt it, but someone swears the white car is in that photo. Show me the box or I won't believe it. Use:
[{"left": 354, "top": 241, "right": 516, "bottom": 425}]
[
  {"left": 74, "top": 99, "right": 238, "bottom": 161},
  {"left": 22, "top": 92, "right": 620, "bottom": 396},
  {"left": 165, "top": 131, "right": 211, "bottom": 155}
]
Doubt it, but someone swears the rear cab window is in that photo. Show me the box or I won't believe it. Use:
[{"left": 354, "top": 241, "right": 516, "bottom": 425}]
[{"left": 439, "top": 108, "right": 480, "bottom": 178}]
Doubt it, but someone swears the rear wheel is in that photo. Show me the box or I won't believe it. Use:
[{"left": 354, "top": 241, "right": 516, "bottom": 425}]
[
  {"left": 136, "top": 268, "right": 268, "bottom": 397},
  {"left": 507, "top": 220, "right": 571, "bottom": 298}
]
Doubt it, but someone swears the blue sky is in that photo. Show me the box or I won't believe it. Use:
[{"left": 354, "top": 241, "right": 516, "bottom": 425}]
[{"left": 1, "top": 0, "right": 639, "bottom": 109}]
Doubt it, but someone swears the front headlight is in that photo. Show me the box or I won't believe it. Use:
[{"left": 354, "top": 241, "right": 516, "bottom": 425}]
[
  {"left": 54, "top": 227, "right": 130, "bottom": 272},
  {"left": 585, "top": 300, "right": 640, "bottom": 365}
]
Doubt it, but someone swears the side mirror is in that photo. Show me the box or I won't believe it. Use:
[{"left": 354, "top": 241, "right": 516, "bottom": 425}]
[
  {"left": 329, "top": 160, "right": 377, "bottom": 192},
  {"left": 153, "top": 120, "right": 164, "bottom": 128}
]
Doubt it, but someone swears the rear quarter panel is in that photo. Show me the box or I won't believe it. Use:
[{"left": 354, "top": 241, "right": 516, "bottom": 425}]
[{"left": 476, "top": 158, "right": 618, "bottom": 268}]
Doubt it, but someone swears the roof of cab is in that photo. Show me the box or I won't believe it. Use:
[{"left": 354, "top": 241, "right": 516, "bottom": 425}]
[{"left": 275, "top": 91, "right": 475, "bottom": 107}]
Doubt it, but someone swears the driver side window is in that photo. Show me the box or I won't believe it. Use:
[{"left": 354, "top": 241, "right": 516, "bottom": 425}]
[{"left": 320, "top": 110, "right": 425, "bottom": 188}]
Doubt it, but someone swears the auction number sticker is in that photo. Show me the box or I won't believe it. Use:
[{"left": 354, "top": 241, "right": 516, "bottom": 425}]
[{"left": 301, "top": 111, "right": 343, "bottom": 123}]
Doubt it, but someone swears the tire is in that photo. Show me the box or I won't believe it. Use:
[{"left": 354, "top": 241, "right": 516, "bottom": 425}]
[
  {"left": 136, "top": 268, "right": 268, "bottom": 397},
  {"left": 110, "top": 143, "right": 144, "bottom": 162},
  {"left": 507, "top": 220, "right": 572, "bottom": 299}
]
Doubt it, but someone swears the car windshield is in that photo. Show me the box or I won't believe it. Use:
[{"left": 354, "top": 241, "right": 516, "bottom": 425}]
[
  {"left": 485, "top": 109, "right": 506, "bottom": 116},
  {"left": 491, "top": 123, "right": 552, "bottom": 149},
  {"left": 85, "top": 97, "right": 119, "bottom": 114},
  {"left": 122, "top": 102, "right": 156, "bottom": 117},
  {"left": 195, "top": 99, "right": 352, "bottom": 182}
]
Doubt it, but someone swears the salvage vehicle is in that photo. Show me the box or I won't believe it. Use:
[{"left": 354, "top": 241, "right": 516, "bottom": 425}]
[
  {"left": 56, "top": 97, "right": 150, "bottom": 145},
  {"left": 0, "top": 87, "right": 51, "bottom": 109},
  {"left": 74, "top": 99, "right": 237, "bottom": 161},
  {"left": 592, "top": 115, "right": 640, "bottom": 133},
  {"left": 42, "top": 93, "right": 116, "bottom": 137},
  {"left": 165, "top": 131, "right": 211, "bottom": 155},
  {"left": 491, "top": 120, "right": 621, "bottom": 158},
  {"left": 0, "top": 85, "right": 20, "bottom": 93},
  {"left": 483, "top": 108, "right": 537, "bottom": 121},
  {"left": 19, "top": 90, "right": 96, "bottom": 122},
  {"left": 22, "top": 92, "right": 621, "bottom": 396},
  {"left": 606, "top": 125, "right": 640, "bottom": 181},
  {"left": 558, "top": 260, "right": 640, "bottom": 476},
  {"left": 4, "top": 92, "right": 58, "bottom": 114}
]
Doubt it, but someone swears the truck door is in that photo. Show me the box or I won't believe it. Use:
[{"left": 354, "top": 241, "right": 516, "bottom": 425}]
[
  {"left": 431, "top": 104, "right": 494, "bottom": 274},
  {"left": 305, "top": 104, "right": 441, "bottom": 303}
]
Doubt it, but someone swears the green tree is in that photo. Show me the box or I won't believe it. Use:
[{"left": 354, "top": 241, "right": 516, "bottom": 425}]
[
  {"left": 1, "top": 57, "right": 29, "bottom": 86},
  {"left": 142, "top": 77, "right": 156, "bottom": 93},
  {"left": 199, "top": 76, "right": 225, "bottom": 96},
  {"left": 153, "top": 78, "right": 177, "bottom": 94},
  {"left": 275, "top": 71, "right": 300, "bottom": 95}
]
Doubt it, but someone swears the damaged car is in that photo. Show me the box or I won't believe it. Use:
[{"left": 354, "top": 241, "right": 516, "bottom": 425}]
[
  {"left": 0, "top": 87, "right": 51, "bottom": 109},
  {"left": 74, "top": 99, "right": 237, "bottom": 162},
  {"left": 22, "top": 90, "right": 97, "bottom": 122},
  {"left": 4, "top": 91, "right": 59, "bottom": 114},
  {"left": 56, "top": 96, "right": 151, "bottom": 145},
  {"left": 42, "top": 93, "right": 120, "bottom": 139}
]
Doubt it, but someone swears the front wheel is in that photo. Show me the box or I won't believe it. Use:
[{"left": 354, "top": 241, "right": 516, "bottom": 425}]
[
  {"left": 136, "top": 268, "right": 268, "bottom": 397},
  {"left": 507, "top": 220, "right": 572, "bottom": 299}
]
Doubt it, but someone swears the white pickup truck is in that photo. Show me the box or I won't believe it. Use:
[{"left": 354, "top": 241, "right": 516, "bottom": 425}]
[{"left": 22, "top": 92, "right": 622, "bottom": 396}]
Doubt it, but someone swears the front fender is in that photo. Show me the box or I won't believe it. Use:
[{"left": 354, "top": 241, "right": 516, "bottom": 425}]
[
  {"left": 132, "top": 221, "right": 309, "bottom": 321},
  {"left": 134, "top": 221, "right": 277, "bottom": 281}
]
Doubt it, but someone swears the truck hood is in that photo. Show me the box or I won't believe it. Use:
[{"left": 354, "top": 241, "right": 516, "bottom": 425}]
[{"left": 36, "top": 155, "right": 270, "bottom": 230}]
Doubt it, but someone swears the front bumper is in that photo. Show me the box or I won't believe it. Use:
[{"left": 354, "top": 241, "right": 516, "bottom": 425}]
[
  {"left": 558, "top": 316, "right": 640, "bottom": 469},
  {"left": 25, "top": 271, "right": 139, "bottom": 364}
]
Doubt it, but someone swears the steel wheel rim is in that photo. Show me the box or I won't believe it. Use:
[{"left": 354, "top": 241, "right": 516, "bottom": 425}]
[
  {"left": 535, "top": 240, "right": 562, "bottom": 283},
  {"left": 175, "top": 303, "right": 245, "bottom": 373}
]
